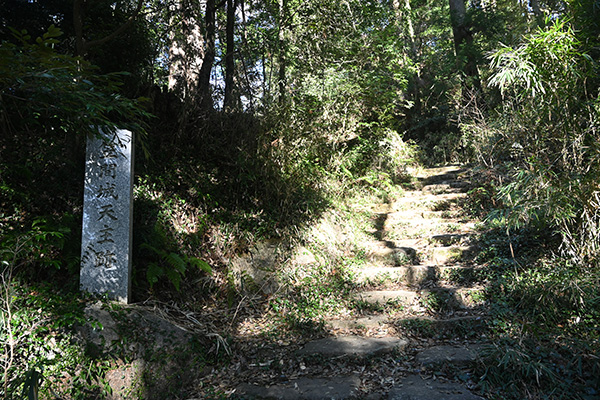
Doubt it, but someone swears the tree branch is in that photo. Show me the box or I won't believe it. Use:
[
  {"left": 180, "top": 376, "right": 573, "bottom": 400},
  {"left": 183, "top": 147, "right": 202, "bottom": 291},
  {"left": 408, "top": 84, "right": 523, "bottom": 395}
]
[{"left": 74, "top": 0, "right": 145, "bottom": 56}]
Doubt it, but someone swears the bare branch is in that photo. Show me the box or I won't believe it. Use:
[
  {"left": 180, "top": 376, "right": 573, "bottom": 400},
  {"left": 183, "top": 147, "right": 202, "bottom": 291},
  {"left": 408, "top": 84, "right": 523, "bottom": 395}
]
[{"left": 74, "top": 0, "right": 145, "bottom": 56}]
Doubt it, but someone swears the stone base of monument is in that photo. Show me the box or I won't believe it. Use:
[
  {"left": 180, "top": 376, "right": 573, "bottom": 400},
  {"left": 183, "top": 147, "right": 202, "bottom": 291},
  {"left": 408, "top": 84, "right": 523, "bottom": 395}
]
[{"left": 77, "top": 302, "right": 201, "bottom": 399}]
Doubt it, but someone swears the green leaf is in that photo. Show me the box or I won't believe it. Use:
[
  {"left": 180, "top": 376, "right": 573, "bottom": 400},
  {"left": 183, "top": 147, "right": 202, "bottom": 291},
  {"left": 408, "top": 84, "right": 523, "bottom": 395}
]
[
  {"left": 146, "top": 263, "right": 164, "bottom": 288},
  {"left": 189, "top": 258, "right": 212, "bottom": 274},
  {"left": 165, "top": 252, "right": 187, "bottom": 274},
  {"left": 165, "top": 267, "right": 182, "bottom": 291}
]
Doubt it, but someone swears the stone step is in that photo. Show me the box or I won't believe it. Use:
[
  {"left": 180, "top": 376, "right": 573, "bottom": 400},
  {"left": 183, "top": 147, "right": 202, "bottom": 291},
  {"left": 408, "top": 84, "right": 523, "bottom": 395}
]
[
  {"left": 353, "top": 290, "right": 420, "bottom": 306},
  {"left": 430, "top": 233, "right": 471, "bottom": 246},
  {"left": 393, "top": 315, "right": 488, "bottom": 339},
  {"left": 431, "top": 246, "right": 477, "bottom": 265},
  {"left": 416, "top": 344, "right": 485, "bottom": 367},
  {"left": 421, "top": 182, "right": 470, "bottom": 194},
  {"left": 389, "top": 238, "right": 425, "bottom": 249},
  {"left": 399, "top": 190, "right": 467, "bottom": 200},
  {"left": 235, "top": 353, "right": 485, "bottom": 399},
  {"left": 297, "top": 335, "right": 408, "bottom": 357},
  {"left": 388, "top": 374, "right": 484, "bottom": 400},
  {"left": 355, "top": 265, "right": 480, "bottom": 286},
  {"left": 386, "top": 215, "right": 471, "bottom": 227},
  {"left": 388, "top": 210, "right": 463, "bottom": 220},
  {"left": 427, "top": 179, "right": 470, "bottom": 189},
  {"left": 237, "top": 375, "right": 361, "bottom": 400},
  {"left": 384, "top": 219, "right": 475, "bottom": 238},
  {"left": 364, "top": 243, "right": 418, "bottom": 262},
  {"left": 326, "top": 314, "right": 388, "bottom": 331},
  {"left": 418, "top": 165, "right": 466, "bottom": 180},
  {"left": 420, "top": 286, "right": 486, "bottom": 310},
  {"left": 394, "top": 192, "right": 467, "bottom": 209}
]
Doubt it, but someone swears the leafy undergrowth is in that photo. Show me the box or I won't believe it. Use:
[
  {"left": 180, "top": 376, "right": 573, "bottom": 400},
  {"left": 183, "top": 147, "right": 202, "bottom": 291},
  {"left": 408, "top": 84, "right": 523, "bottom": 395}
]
[
  {"left": 3, "top": 161, "right": 600, "bottom": 399},
  {"left": 1, "top": 283, "right": 107, "bottom": 398},
  {"left": 460, "top": 171, "right": 600, "bottom": 399},
  {"left": 472, "top": 227, "right": 600, "bottom": 399}
]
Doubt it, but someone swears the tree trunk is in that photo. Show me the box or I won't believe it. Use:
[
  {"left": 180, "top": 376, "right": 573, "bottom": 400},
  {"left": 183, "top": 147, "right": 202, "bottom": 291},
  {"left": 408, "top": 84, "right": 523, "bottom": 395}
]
[
  {"left": 277, "top": 0, "right": 287, "bottom": 104},
  {"left": 393, "top": 0, "right": 421, "bottom": 114},
  {"left": 224, "top": 0, "right": 238, "bottom": 110},
  {"left": 198, "top": 0, "right": 217, "bottom": 111},
  {"left": 73, "top": 0, "right": 144, "bottom": 57},
  {"left": 167, "top": 0, "right": 205, "bottom": 101},
  {"left": 448, "top": 0, "right": 482, "bottom": 99}
]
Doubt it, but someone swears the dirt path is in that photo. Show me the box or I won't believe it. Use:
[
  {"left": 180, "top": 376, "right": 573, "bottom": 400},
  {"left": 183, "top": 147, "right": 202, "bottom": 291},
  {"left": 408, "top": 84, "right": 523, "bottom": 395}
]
[{"left": 197, "top": 166, "right": 489, "bottom": 399}]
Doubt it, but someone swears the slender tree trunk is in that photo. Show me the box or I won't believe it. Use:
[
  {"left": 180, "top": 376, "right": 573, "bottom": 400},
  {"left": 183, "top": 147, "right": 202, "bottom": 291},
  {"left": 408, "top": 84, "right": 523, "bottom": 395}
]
[
  {"left": 277, "top": 0, "right": 287, "bottom": 104},
  {"left": 448, "top": 0, "right": 482, "bottom": 99},
  {"left": 73, "top": 0, "right": 86, "bottom": 57},
  {"left": 73, "top": 0, "right": 144, "bottom": 57},
  {"left": 168, "top": 0, "right": 205, "bottom": 101},
  {"left": 198, "top": 0, "right": 217, "bottom": 111},
  {"left": 224, "top": 0, "right": 238, "bottom": 110},
  {"left": 238, "top": 0, "right": 255, "bottom": 110},
  {"left": 393, "top": 0, "right": 421, "bottom": 114}
]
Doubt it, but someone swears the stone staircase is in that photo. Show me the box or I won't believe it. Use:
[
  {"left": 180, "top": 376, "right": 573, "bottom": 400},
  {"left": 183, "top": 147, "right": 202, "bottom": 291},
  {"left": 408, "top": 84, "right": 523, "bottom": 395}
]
[{"left": 234, "top": 166, "right": 488, "bottom": 400}]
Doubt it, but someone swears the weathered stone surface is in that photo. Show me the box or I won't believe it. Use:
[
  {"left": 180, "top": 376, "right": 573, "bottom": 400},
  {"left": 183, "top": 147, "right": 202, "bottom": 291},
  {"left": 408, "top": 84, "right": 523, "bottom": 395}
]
[
  {"left": 356, "top": 265, "right": 478, "bottom": 286},
  {"left": 80, "top": 303, "right": 194, "bottom": 354},
  {"left": 394, "top": 247, "right": 418, "bottom": 261},
  {"left": 388, "top": 375, "right": 484, "bottom": 400},
  {"left": 394, "top": 192, "right": 466, "bottom": 207},
  {"left": 422, "top": 183, "right": 465, "bottom": 194},
  {"left": 78, "top": 302, "right": 199, "bottom": 400},
  {"left": 390, "top": 210, "right": 449, "bottom": 220},
  {"left": 81, "top": 302, "right": 120, "bottom": 348},
  {"left": 80, "top": 128, "right": 134, "bottom": 303},
  {"left": 421, "top": 287, "right": 486, "bottom": 309},
  {"left": 236, "top": 375, "right": 361, "bottom": 400},
  {"left": 357, "top": 265, "right": 428, "bottom": 284},
  {"left": 363, "top": 242, "right": 417, "bottom": 263},
  {"left": 416, "top": 345, "right": 483, "bottom": 367},
  {"left": 354, "top": 290, "right": 419, "bottom": 306},
  {"left": 431, "top": 246, "right": 476, "bottom": 265},
  {"left": 398, "top": 265, "right": 439, "bottom": 284},
  {"left": 387, "top": 217, "right": 449, "bottom": 228},
  {"left": 394, "top": 316, "right": 487, "bottom": 337},
  {"left": 430, "top": 234, "right": 470, "bottom": 246},
  {"left": 104, "top": 360, "right": 144, "bottom": 400},
  {"left": 230, "top": 240, "right": 283, "bottom": 294},
  {"left": 293, "top": 246, "right": 318, "bottom": 265},
  {"left": 326, "top": 315, "right": 388, "bottom": 330},
  {"left": 298, "top": 335, "right": 408, "bottom": 357},
  {"left": 422, "top": 166, "right": 467, "bottom": 182}
]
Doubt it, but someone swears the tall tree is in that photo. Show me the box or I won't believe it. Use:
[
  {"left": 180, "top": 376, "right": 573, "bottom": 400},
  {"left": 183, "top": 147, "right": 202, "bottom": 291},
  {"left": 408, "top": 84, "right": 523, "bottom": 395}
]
[
  {"left": 167, "top": 0, "right": 205, "bottom": 100},
  {"left": 393, "top": 0, "right": 422, "bottom": 114},
  {"left": 73, "top": 0, "right": 144, "bottom": 57},
  {"left": 448, "top": 0, "right": 482, "bottom": 98},
  {"left": 197, "top": 0, "right": 217, "bottom": 111},
  {"left": 277, "top": 0, "right": 288, "bottom": 104},
  {"left": 224, "top": 0, "right": 239, "bottom": 109}
]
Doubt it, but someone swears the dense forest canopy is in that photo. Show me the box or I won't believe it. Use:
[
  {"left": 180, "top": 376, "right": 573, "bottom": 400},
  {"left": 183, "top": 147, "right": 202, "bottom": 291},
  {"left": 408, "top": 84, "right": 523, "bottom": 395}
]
[
  {"left": 1, "top": 0, "right": 598, "bottom": 231},
  {"left": 1, "top": 0, "right": 599, "bottom": 398}
]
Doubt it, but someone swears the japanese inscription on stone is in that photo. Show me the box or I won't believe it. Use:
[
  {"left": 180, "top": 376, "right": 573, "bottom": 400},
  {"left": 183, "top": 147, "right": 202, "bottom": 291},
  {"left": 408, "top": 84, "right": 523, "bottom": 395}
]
[{"left": 80, "top": 128, "right": 134, "bottom": 303}]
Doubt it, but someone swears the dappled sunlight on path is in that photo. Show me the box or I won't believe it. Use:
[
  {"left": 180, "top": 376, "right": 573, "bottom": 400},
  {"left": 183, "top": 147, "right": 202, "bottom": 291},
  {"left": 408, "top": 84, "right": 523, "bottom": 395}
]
[{"left": 190, "top": 165, "right": 491, "bottom": 399}]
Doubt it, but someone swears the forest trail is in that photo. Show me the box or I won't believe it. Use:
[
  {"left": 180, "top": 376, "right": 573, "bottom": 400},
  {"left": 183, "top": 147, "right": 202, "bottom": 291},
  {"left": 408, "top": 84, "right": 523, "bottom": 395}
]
[{"left": 203, "top": 166, "right": 489, "bottom": 399}]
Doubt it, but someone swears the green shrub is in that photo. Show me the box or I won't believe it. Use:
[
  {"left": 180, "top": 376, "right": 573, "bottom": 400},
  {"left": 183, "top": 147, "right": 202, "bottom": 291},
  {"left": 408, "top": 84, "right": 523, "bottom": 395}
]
[
  {"left": 474, "top": 226, "right": 600, "bottom": 399},
  {"left": 0, "top": 25, "right": 151, "bottom": 282},
  {"left": 485, "top": 20, "right": 600, "bottom": 267}
]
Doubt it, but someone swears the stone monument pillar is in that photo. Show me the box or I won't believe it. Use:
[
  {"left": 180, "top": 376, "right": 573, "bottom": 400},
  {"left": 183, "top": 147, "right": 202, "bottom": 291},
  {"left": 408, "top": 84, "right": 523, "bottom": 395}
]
[{"left": 80, "top": 128, "right": 134, "bottom": 303}]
